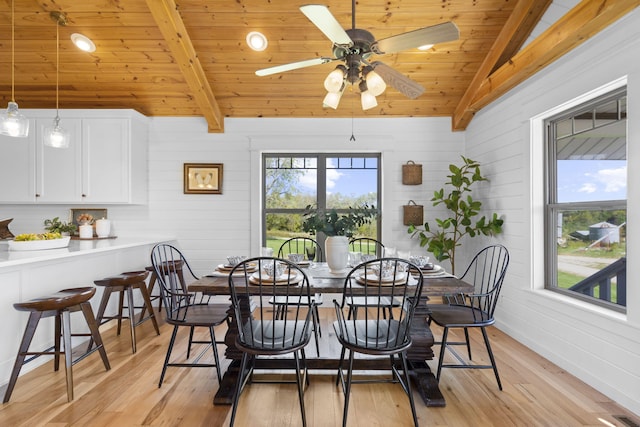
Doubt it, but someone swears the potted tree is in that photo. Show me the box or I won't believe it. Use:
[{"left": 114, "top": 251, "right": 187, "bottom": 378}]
[
  {"left": 407, "top": 156, "right": 504, "bottom": 275},
  {"left": 302, "top": 204, "right": 378, "bottom": 272}
]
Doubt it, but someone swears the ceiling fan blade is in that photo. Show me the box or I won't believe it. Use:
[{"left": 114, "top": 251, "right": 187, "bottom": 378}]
[
  {"left": 372, "top": 21, "right": 459, "bottom": 54},
  {"left": 300, "top": 4, "right": 353, "bottom": 46},
  {"left": 371, "top": 61, "right": 425, "bottom": 99},
  {"left": 256, "top": 57, "right": 335, "bottom": 76}
]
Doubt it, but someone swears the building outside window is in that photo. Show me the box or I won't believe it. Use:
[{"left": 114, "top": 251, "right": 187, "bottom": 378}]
[
  {"left": 263, "top": 153, "right": 381, "bottom": 257},
  {"left": 544, "top": 87, "right": 627, "bottom": 311}
]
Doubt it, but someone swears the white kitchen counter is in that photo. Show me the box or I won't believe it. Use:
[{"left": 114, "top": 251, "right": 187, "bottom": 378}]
[
  {"left": 0, "top": 235, "right": 175, "bottom": 390},
  {"left": 0, "top": 236, "right": 174, "bottom": 267}
]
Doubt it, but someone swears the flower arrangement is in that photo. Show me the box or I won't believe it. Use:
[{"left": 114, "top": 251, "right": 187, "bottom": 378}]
[
  {"left": 302, "top": 204, "right": 378, "bottom": 237},
  {"left": 76, "top": 213, "right": 94, "bottom": 225}
]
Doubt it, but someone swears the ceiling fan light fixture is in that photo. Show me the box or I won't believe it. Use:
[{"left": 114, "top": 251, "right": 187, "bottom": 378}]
[
  {"left": 246, "top": 31, "right": 268, "bottom": 51},
  {"left": 71, "top": 33, "right": 96, "bottom": 53},
  {"left": 324, "top": 65, "right": 347, "bottom": 92},
  {"left": 363, "top": 66, "right": 386, "bottom": 96},
  {"left": 361, "top": 91, "right": 377, "bottom": 110}
]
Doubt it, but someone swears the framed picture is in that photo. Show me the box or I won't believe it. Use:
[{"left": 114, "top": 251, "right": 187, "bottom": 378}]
[
  {"left": 184, "top": 163, "right": 223, "bottom": 194},
  {"left": 70, "top": 208, "right": 107, "bottom": 228}
]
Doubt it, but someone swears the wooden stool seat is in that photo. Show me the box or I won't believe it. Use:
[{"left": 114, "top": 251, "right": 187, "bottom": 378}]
[
  {"left": 92, "top": 270, "right": 160, "bottom": 354},
  {"left": 3, "top": 286, "right": 110, "bottom": 403}
]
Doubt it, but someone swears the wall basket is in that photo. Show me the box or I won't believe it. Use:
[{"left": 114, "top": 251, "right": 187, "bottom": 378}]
[
  {"left": 402, "top": 161, "right": 422, "bottom": 185},
  {"left": 403, "top": 200, "right": 424, "bottom": 226}
]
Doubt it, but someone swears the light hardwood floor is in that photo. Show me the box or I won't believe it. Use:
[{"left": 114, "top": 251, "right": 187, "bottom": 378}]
[{"left": 1, "top": 307, "right": 638, "bottom": 427}]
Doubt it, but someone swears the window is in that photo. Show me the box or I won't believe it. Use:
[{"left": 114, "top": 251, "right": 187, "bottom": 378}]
[
  {"left": 263, "top": 153, "right": 381, "bottom": 257},
  {"left": 545, "top": 87, "right": 627, "bottom": 311}
]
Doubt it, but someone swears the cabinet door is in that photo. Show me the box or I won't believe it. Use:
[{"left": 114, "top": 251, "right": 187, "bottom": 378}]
[
  {"left": 82, "top": 118, "right": 129, "bottom": 203},
  {"left": 35, "top": 118, "right": 83, "bottom": 203},
  {"left": 0, "top": 120, "right": 37, "bottom": 203}
]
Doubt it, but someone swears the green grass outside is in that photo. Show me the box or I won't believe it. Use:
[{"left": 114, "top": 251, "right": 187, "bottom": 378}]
[{"left": 557, "top": 271, "right": 617, "bottom": 302}]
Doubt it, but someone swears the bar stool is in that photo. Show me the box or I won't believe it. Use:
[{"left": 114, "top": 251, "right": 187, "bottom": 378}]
[
  {"left": 92, "top": 271, "right": 160, "bottom": 353},
  {"left": 143, "top": 265, "right": 162, "bottom": 315},
  {"left": 3, "top": 287, "right": 111, "bottom": 403}
]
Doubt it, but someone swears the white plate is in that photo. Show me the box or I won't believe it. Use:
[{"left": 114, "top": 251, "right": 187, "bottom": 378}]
[
  {"left": 250, "top": 270, "right": 301, "bottom": 284},
  {"left": 358, "top": 271, "right": 407, "bottom": 283},
  {"left": 420, "top": 265, "right": 444, "bottom": 274},
  {"left": 7, "top": 236, "right": 71, "bottom": 251}
]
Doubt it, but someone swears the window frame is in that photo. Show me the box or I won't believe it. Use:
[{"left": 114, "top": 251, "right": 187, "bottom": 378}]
[
  {"left": 544, "top": 87, "right": 627, "bottom": 312},
  {"left": 261, "top": 152, "right": 382, "bottom": 248}
]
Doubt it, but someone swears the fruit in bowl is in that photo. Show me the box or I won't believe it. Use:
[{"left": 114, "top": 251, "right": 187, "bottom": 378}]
[
  {"left": 9, "top": 232, "right": 70, "bottom": 251},
  {"left": 14, "top": 232, "right": 63, "bottom": 241}
]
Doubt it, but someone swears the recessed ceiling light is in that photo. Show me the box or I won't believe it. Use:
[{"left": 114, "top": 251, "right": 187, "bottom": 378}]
[
  {"left": 70, "top": 33, "right": 96, "bottom": 52},
  {"left": 417, "top": 44, "right": 434, "bottom": 51},
  {"left": 246, "top": 31, "right": 268, "bottom": 51}
]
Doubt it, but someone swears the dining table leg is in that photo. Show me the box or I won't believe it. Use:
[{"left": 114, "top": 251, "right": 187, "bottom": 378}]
[{"left": 213, "top": 295, "right": 447, "bottom": 406}]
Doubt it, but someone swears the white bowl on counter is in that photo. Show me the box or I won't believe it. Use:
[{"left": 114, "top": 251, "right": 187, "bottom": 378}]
[{"left": 7, "top": 236, "right": 71, "bottom": 251}]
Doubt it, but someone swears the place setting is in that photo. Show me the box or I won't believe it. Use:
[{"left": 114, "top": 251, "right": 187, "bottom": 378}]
[
  {"left": 407, "top": 255, "right": 455, "bottom": 278},
  {"left": 249, "top": 261, "right": 303, "bottom": 285},
  {"left": 355, "top": 261, "right": 411, "bottom": 286},
  {"left": 209, "top": 256, "right": 258, "bottom": 277}
]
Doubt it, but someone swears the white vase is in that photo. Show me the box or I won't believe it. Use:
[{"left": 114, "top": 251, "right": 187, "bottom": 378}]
[{"left": 325, "top": 236, "right": 349, "bottom": 273}]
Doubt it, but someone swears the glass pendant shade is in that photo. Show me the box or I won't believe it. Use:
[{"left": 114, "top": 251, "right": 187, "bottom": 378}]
[
  {"left": 361, "top": 91, "right": 377, "bottom": 110},
  {"left": 44, "top": 116, "right": 70, "bottom": 148},
  {"left": 324, "top": 65, "right": 347, "bottom": 92},
  {"left": 323, "top": 91, "right": 343, "bottom": 109},
  {"left": 0, "top": 102, "right": 29, "bottom": 137},
  {"left": 365, "top": 69, "right": 386, "bottom": 96}
]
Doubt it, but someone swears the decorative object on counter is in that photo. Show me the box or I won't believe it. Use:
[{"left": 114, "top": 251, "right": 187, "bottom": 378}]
[
  {"left": 8, "top": 233, "right": 70, "bottom": 251},
  {"left": 95, "top": 218, "right": 111, "bottom": 238},
  {"left": 1, "top": 218, "right": 15, "bottom": 240},
  {"left": 402, "top": 200, "right": 423, "bottom": 226},
  {"left": 70, "top": 208, "right": 107, "bottom": 236},
  {"left": 184, "top": 163, "right": 223, "bottom": 194},
  {"left": 43, "top": 216, "right": 77, "bottom": 235},
  {"left": 402, "top": 160, "right": 422, "bottom": 185},
  {"left": 302, "top": 204, "right": 378, "bottom": 273},
  {"left": 79, "top": 224, "right": 93, "bottom": 239},
  {"left": 407, "top": 156, "right": 504, "bottom": 274}
]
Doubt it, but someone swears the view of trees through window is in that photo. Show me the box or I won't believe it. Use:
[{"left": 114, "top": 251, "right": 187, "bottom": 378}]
[
  {"left": 263, "top": 154, "right": 380, "bottom": 257},
  {"left": 545, "top": 87, "right": 627, "bottom": 310}
]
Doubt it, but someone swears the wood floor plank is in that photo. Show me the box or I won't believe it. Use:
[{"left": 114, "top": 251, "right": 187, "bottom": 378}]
[{"left": 0, "top": 308, "right": 638, "bottom": 427}]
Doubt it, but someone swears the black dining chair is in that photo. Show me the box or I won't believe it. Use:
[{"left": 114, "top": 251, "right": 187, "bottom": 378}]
[
  {"left": 228, "top": 257, "right": 315, "bottom": 427},
  {"left": 428, "top": 244, "right": 509, "bottom": 390},
  {"left": 150, "top": 243, "right": 230, "bottom": 387},
  {"left": 346, "top": 237, "right": 399, "bottom": 319},
  {"left": 348, "top": 237, "right": 384, "bottom": 258},
  {"left": 272, "top": 237, "right": 323, "bottom": 356},
  {"left": 333, "top": 257, "right": 424, "bottom": 427}
]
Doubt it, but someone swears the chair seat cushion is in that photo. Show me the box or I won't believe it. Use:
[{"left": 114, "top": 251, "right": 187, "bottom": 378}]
[
  {"left": 333, "top": 319, "right": 411, "bottom": 350},
  {"left": 428, "top": 304, "right": 494, "bottom": 327},
  {"left": 238, "top": 320, "right": 311, "bottom": 351},
  {"left": 345, "top": 296, "right": 400, "bottom": 308}
]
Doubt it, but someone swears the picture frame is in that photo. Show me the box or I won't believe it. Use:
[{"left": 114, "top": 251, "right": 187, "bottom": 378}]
[
  {"left": 184, "top": 163, "right": 223, "bottom": 194},
  {"left": 70, "top": 208, "right": 108, "bottom": 230}
]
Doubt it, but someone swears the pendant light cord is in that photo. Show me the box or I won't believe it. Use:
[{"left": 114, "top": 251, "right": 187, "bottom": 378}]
[
  {"left": 55, "top": 20, "right": 60, "bottom": 115},
  {"left": 10, "top": 0, "right": 15, "bottom": 102}
]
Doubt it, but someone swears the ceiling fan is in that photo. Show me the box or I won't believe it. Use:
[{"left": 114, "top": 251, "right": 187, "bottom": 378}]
[{"left": 255, "top": 1, "right": 459, "bottom": 110}]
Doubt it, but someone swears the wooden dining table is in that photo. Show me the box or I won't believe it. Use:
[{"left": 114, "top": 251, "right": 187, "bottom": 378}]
[{"left": 189, "top": 263, "right": 473, "bottom": 407}]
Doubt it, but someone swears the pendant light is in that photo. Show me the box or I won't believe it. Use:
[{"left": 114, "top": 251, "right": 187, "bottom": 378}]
[
  {"left": 44, "top": 12, "right": 69, "bottom": 149},
  {"left": 0, "top": 0, "right": 29, "bottom": 137}
]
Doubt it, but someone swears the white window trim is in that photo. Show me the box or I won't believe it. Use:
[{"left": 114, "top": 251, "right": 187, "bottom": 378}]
[{"left": 530, "top": 76, "right": 628, "bottom": 308}]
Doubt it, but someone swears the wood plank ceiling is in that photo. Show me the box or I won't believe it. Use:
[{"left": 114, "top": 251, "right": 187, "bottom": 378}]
[{"left": 0, "top": 0, "right": 638, "bottom": 133}]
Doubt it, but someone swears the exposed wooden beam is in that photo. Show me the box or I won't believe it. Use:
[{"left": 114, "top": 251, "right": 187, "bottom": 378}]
[
  {"left": 452, "top": 0, "right": 553, "bottom": 131},
  {"left": 453, "top": 0, "right": 640, "bottom": 131},
  {"left": 145, "top": 0, "right": 224, "bottom": 132}
]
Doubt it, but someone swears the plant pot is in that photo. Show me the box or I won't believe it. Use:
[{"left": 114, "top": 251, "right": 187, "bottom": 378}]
[{"left": 325, "top": 236, "right": 349, "bottom": 273}]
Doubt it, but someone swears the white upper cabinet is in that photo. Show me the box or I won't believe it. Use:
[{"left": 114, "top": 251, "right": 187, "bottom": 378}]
[{"left": 0, "top": 109, "right": 148, "bottom": 205}]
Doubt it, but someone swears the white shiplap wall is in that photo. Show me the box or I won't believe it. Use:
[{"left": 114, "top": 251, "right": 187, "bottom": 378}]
[{"left": 465, "top": 7, "right": 640, "bottom": 416}]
